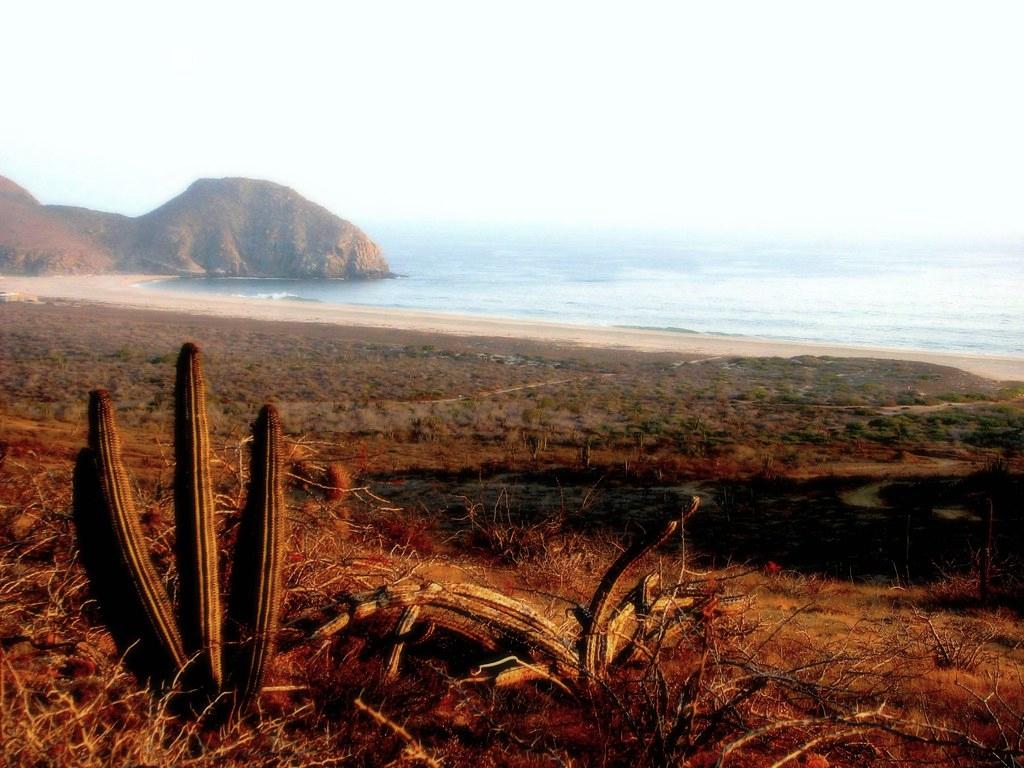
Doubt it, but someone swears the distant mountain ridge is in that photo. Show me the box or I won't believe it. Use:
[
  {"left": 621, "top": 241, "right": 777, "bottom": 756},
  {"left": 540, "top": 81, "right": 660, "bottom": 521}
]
[{"left": 0, "top": 175, "right": 390, "bottom": 278}]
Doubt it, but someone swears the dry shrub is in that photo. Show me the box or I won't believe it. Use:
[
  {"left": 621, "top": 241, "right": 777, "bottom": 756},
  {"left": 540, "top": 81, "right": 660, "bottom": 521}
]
[
  {"left": 463, "top": 513, "right": 561, "bottom": 566},
  {"left": 288, "top": 459, "right": 319, "bottom": 491},
  {"left": 370, "top": 512, "right": 437, "bottom": 557},
  {"left": 326, "top": 462, "right": 352, "bottom": 501},
  {"left": 926, "top": 570, "right": 983, "bottom": 609},
  {"left": 911, "top": 611, "right": 996, "bottom": 672}
]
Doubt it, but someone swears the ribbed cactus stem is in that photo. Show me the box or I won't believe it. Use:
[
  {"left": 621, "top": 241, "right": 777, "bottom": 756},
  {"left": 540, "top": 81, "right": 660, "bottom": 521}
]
[
  {"left": 228, "top": 404, "right": 286, "bottom": 706},
  {"left": 174, "top": 342, "right": 223, "bottom": 691},
  {"left": 385, "top": 606, "right": 421, "bottom": 682},
  {"left": 580, "top": 497, "right": 697, "bottom": 679},
  {"left": 87, "top": 390, "right": 187, "bottom": 678}
]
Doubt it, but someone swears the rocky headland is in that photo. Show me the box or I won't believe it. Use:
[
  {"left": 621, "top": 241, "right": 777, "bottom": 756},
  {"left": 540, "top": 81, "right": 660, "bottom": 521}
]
[{"left": 0, "top": 175, "right": 390, "bottom": 278}]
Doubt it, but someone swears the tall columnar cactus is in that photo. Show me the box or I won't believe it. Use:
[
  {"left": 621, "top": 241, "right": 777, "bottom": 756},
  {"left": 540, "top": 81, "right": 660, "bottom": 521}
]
[
  {"left": 227, "top": 404, "right": 286, "bottom": 706},
  {"left": 72, "top": 343, "right": 287, "bottom": 712},
  {"left": 174, "top": 343, "right": 223, "bottom": 691},
  {"left": 74, "top": 391, "right": 187, "bottom": 683}
]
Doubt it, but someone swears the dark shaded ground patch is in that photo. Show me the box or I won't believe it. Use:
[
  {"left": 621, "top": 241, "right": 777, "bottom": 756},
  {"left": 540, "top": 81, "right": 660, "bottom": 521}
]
[{"left": 370, "top": 469, "right": 1024, "bottom": 583}]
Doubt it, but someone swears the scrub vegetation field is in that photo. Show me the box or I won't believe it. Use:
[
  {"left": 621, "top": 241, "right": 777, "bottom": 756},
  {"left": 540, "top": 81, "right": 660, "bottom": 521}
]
[{"left": 2, "top": 301, "right": 1024, "bottom": 766}]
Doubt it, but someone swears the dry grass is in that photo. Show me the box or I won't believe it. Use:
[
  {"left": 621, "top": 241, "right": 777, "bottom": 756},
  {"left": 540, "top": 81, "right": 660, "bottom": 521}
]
[{"left": 2, "top": 440, "right": 1024, "bottom": 767}]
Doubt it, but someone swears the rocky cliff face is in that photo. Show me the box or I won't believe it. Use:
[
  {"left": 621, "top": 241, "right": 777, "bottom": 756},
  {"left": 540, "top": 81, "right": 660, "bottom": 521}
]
[{"left": 0, "top": 175, "right": 390, "bottom": 278}]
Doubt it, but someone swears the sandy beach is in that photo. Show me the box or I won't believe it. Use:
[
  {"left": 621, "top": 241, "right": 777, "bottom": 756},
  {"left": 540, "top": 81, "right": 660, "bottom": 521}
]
[{"left": 3, "top": 273, "right": 1023, "bottom": 381}]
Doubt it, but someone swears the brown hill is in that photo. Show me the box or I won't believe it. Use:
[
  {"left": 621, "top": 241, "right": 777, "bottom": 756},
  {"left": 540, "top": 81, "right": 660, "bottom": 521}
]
[
  {"left": 0, "top": 175, "right": 390, "bottom": 278},
  {"left": 0, "top": 178, "right": 114, "bottom": 274},
  {"left": 127, "top": 178, "right": 389, "bottom": 277}
]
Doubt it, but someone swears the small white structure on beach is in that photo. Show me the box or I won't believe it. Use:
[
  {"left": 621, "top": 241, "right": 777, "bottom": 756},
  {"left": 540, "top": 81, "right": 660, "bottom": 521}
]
[{"left": 0, "top": 291, "right": 40, "bottom": 303}]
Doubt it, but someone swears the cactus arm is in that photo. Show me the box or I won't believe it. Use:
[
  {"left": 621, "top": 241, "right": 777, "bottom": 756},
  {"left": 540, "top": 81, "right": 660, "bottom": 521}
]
[
  {"left": 87, "top": 390, "right": 187, "bottom": 677},
  {"left": 320, "top": 581, "right": 578, "bottom": 675},
  {"left": 228, "top": 404, "right": 286, "bottom": 706},
  {"left": 174, "top": 343, "right": 223, "bottom": 690},
  {"left": 384, "top": 606, "right": 421, "bottom": 682},
  {"left": 580, "top": 497, "right": 697, "bottom": 679},
  {"left": 604, "top": 571, "right": 661, "bottom": 665},
  {"left": 73, "top": 448, "right": 178, "bottom": 682}
]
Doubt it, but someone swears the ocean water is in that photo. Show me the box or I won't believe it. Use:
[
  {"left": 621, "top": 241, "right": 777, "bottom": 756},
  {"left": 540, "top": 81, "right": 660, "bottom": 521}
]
[{"left": 149, "top": 226, "right": 1024, "bottom": 357}]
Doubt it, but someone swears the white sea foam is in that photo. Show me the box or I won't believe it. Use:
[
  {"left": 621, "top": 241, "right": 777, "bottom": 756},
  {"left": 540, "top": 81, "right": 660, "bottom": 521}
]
[{"left": 230, "top": 291, "right": 318, "bottom": 302}]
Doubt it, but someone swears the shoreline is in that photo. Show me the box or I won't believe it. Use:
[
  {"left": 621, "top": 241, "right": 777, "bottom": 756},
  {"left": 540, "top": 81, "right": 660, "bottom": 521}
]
[{"left": 3, "top": 273, "right": 1023, "bottom": 381}]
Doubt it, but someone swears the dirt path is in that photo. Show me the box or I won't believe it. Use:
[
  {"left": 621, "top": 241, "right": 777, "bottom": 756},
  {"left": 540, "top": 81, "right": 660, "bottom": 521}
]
[
  {"left": 424, "top": 374, "right": 616, "bottom": 404},
  {"left": 676, "top": 355, "right": 724, "bottom": 365},
  {"left": 840, "top": 482, "right": 889, "bottom": 509},
  {"left": 875, "top": 394, "right": 1024, "bottom": 415},
  {"left": 770, "top": 394, "right": 1024, "bottom": 415}
]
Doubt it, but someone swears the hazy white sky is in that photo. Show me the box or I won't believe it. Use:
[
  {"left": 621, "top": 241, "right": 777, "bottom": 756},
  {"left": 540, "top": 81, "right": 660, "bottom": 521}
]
[{"left": 1, "top": 1, "right": 1021, "bottom": 238}]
